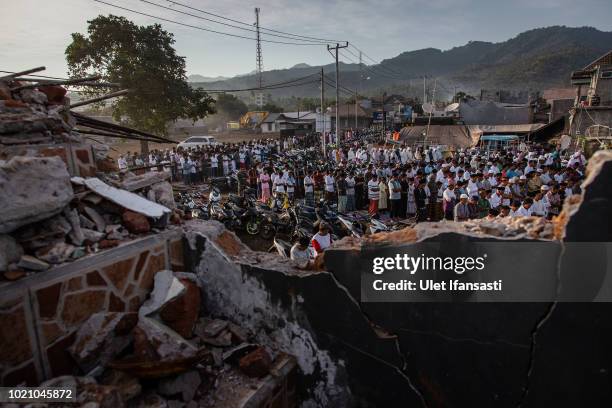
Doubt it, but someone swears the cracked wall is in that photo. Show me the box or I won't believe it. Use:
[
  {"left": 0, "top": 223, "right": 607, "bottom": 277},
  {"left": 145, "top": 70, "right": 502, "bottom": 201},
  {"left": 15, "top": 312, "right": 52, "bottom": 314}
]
[{"left": 183, "top": 151, "right": 611, "bottom": 407}]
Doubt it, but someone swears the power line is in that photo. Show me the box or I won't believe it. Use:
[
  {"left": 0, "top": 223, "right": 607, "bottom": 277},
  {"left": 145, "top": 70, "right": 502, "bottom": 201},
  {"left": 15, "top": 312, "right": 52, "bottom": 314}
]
[
  {"left": 349, "top": 44, "right": 403, "bottom": 76},
  {"left": 198, "top": 73, "right": 321, "bottom": 92},
  {"left": 338, "top": 51, "right": 401, "bottom": 82},
  {"left": 137, "top": 0, "right": 330, "bottom": 44},
  {"left": 92, "top": 0, "right": 326, "bottom": 46},
  {"left": 165, "top": 0, "right": 346, "bottom": 44}
]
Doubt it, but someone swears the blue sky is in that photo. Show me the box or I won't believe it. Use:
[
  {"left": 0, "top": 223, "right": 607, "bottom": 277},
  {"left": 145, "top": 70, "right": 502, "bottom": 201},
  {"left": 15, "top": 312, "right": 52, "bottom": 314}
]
[{"left": 1, "top": 0, "right": 611, "bottom": 78}]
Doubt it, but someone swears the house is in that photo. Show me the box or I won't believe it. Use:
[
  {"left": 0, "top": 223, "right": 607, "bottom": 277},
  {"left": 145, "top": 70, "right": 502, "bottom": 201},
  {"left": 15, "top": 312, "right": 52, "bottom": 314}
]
[
  {"left": 458, "top": 99, "right": 532, "bottom": 126},
  {"left": 260, "top": 113, "right": 281, "bottom": 133},
  {"left": 328, "top": 105, "right": 373, "bottom": 130},
  {"left": 569, "top": 50, "right": 612, "bottom": 141},
  {"left": 542, "top": 88, "right": 575, "bottom": 122},
  {"left": 260, "top": 112, "right": 317, "bottom": 134}
]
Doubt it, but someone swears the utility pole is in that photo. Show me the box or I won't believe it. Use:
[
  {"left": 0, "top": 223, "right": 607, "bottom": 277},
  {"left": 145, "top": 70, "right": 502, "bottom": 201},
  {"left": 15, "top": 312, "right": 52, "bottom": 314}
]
[
  {"left": 423, "top": 75, "right": 427, "bottom": 104},
  {"left": 382, "top": 92, "right": 387, "bottom": 141},
  {"left": 320, "top": 67, "right": 326, "bottom": 156},
  {"left": 425, "top": 78, "right": 437, "bottom": 146},
  {"left": 359, "top": 51, "right": 363, "bottom": 96},
  {"left": 327, "top": 42, "right": 349, "bottom": 143},
  {"left": 254, "top": 8, "right": 264, "bottom": 107},
  {"left": 355, "top": 90, "right": 358, "bottom": 129}
]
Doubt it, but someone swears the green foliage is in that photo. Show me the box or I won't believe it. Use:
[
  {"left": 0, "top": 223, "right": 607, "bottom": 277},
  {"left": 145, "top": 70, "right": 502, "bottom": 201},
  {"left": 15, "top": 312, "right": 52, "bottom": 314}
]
[
  {"left": 65, "top": 15, "right": 215, "bottom": 136},
  {"left": 215, "top": 93, "right": 248, "bottom": 119}
]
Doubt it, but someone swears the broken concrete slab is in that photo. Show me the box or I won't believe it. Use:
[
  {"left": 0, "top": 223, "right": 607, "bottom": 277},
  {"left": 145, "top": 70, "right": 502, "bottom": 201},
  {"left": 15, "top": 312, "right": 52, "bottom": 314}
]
[
  {"left": 82, "top": 228, "right": 105, "bottom": 243},
  {"left": 69, "top": 312, "right": 137, "bottom": 373},
  {"left": 84, "top": 206, "right": 107, "bottom": 232},
  {"left": 65, "top": 207, "right": 85, "bottom": 246},
  {"left": 0, "top": 234, "right": 23, "bottom": 272},
  {"left": 0, "top": 156, "right": 74, "bottom": 233},
  {"left": 158, "top": 274, "right": 201, "bottom": 338},
  {"left": 17, "top": 254, "right": 49, "bottom": 271},
  {"left": 151, "top": 181, "right": 176, "bottom": 209},
  {"left": 84, "top": 178, "right": 170, "bottom": 218},
  {"left": 139, "top": 270, "right": 186, "bottom": 319},
  {"left": 133, "top": 317, "right": 198, "bottom": 361},
  {"left": 120, "top": 172, "right": 170, "bottom": 192}
]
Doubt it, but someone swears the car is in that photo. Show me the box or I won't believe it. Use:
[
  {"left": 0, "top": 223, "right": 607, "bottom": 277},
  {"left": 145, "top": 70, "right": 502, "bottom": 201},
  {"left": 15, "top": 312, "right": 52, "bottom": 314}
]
[{"left": 178, "top": 136, "right": 218, "bottom": 149}]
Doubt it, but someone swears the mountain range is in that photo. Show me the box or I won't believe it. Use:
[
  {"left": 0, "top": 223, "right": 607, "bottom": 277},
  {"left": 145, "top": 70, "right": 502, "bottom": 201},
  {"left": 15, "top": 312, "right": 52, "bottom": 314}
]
[{"left": 188, "top": 26, "right": 612, "bottom": 101}]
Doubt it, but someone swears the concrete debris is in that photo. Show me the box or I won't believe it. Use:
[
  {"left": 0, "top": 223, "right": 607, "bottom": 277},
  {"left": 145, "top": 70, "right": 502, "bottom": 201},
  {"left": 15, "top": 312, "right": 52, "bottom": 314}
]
[
  {"left": 0, "top": 234, "right": 23, "bottom": 272},
  {"left": 84, "top": 177, "right": 171, "bottom": 218},
  {"left": 69, "top": 312, "right": 137, "bottom": 373},
  {"left": 238, "top": 346, "right": 273, "bottom": 378},
  {"left": 133, "top": 317, "right": 198, "bottom": 361},
  {"left": 35, "top": 241, "right": 76, "bottom": 264},
  {"left": 0, "top": 162, "right": 175, "bottom": 280},
  {"left": 17, "top": 254, "right": 49, "bottom": 271},
  {"left": 40, "top": 376, "right": 124, "bottom": 408},
  {"left": 122, "top": 211, "right": 151, "bottom": 234},
  {"left": 0, "top": 156, "right": 74, "bottom": 233},
  {"left": 197, "top": 318, "right": 229, "bottom": 338},
  {"left": 151, "top": 181, "right": 177, "bottom": 209},
  {"left": 100, "top": 370, "right": 142, "bottom": 402},
  {"left": 139, "top": 270, "right": 186, "bottom": 319},
  {"left": 119, "top": 171, "right": 170, "bottom": 192},
  {"left": 158, "top": 275, "right": 201, "bottom": 338},
  {"left": 84, "top": 206, "right": 107, "bottom": 232}
]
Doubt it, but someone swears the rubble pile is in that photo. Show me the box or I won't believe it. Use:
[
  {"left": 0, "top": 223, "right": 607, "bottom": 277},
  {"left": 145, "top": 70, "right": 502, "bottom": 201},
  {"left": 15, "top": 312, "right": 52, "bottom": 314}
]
[
  {"left": 0, "top": 76, "right": 81, "bottom": 146},
  {"left": 0, "top": 156, "right": 179, "bottom": 281},
  {"left": 461, "top": 216, "right": 555, "bottom": 239},
  {"left": 20, "top": 269, "right": 290, "bottom": 408}
]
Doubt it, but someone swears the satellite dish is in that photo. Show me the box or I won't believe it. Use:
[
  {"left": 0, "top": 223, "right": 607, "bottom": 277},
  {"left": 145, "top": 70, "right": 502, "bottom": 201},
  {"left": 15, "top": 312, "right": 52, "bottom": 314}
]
[
  {"left": 422, "top": 103, "right": 434, "bottom": 114},
  {"left": 445, "top": 102, "right": 460, "bottom": 112},
  {"left": 560, "top": 134, "right": 572, "bottom": 150}
]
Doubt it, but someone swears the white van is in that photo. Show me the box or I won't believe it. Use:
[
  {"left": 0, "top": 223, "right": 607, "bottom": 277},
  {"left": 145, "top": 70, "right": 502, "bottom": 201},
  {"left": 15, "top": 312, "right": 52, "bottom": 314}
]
[{"left": 178, "top": 136, "right": 218, "bottom": 149}]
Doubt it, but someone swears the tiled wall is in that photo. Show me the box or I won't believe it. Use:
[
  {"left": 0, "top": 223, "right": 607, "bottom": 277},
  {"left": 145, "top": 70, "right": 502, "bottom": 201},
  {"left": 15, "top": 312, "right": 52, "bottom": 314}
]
[{"left": 0, "top": 230, "right": 185, "bottom": 386}]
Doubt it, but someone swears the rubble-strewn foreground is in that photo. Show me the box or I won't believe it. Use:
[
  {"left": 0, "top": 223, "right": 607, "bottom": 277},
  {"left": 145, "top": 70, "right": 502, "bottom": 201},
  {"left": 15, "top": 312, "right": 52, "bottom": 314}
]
[{"left": 0, "top": 120, "right": 610, "bottom": 408}]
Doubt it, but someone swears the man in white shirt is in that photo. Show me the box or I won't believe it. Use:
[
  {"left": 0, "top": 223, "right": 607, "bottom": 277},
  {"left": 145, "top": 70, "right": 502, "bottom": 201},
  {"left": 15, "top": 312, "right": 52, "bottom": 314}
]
[
  {"left": 303, "top": 171, "right": 315, "bottom": 207},
  {"left": 489, "top": 187, "right": 503, "bottom": 209},
  {"left": 324, "top": 170, "right": 335, "bottom": 202},
  {"left": 367, "top": 174, "right": 380, "bottom": 216},
  {"left": 117, "top": 155, "right": 128, "bottom": 171},
  {"left": 311, "top": 224, "right": 332, "bottom": 256},
  {"left": 514, "top": 198, "right": 533, "bottom": 217}
]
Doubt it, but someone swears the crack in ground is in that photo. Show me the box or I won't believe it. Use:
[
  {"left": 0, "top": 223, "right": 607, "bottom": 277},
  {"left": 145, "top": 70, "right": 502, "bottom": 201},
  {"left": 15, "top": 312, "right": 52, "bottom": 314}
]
[
  {"left": 396, "top": 327, "right": 530, "bottom": 349},
  {"left": 517, "top": 240, "right": 565, "bottom": 407},
  {"left": 326, "top": 272, "right": 429, "bottom": 408},
  {"left": 321, "top": 331, "right": 429, "bottom": 408}
]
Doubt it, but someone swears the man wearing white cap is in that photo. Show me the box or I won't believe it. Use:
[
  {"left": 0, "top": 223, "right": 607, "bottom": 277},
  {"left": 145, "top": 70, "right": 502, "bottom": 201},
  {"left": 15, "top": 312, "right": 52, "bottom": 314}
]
[{"left": 454, "top": 194, "right": 470, "bottom": 222}]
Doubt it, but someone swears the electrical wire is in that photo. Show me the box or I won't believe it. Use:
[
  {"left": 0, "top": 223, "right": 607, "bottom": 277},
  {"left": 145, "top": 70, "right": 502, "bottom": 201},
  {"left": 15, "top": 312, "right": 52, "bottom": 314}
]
[
  {"left": 348, "top": 44, "right": 403, "bottom": 77},
  {"left": 138, "top": 0, "right": 331, "bottom": 44},
  {"left": 338, "top": 51, "right": 401, "bottom": 82},
  {"left": 93, "top": 0, "right": 327, "bottom": 46},
  {"left": 165, "top": 0, "right": 346, "bottom": 43}
]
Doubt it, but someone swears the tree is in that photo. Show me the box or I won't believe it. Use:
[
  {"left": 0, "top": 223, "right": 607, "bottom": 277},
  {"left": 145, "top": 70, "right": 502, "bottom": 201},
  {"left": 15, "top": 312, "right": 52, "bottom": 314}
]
[
  {"left": 453, "top": 91, "right": 475, "bottom": 103},
  {"left": 215, "top": 93, "right": 248, "bottom": 119},
  {"left": 65, "top": 15, "right": 215, "bottom": 153}
]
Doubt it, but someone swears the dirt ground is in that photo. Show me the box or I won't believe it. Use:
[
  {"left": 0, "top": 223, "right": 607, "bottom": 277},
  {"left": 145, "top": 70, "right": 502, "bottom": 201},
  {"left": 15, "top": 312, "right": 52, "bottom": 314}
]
[{"left": 102, "top": 131, "right": 280, "bottom": 160}]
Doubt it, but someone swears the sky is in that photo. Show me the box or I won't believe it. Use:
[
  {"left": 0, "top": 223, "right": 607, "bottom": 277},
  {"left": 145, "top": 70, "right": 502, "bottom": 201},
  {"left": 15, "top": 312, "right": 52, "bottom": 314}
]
[{"left": 1, "top": 0, "right": 611, "bottom": 79}]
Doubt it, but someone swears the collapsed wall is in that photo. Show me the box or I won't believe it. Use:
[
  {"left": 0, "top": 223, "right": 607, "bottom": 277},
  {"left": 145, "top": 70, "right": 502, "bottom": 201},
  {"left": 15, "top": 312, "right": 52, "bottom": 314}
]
[{"left": 184, "top": 150, "right": 611, "bottom": 407}]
